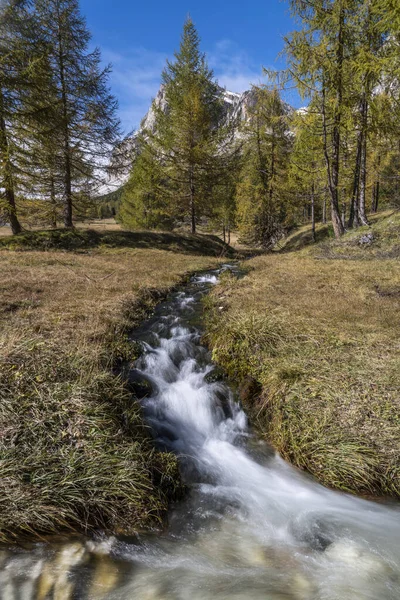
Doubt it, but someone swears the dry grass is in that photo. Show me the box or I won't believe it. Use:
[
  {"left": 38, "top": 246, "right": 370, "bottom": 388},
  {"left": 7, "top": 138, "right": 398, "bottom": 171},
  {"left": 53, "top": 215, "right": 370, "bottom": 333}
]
[
  {"left": 0, "top": 218, "right": 122, "bottom": 237},
  {"left": 0, "top": 230, "right": 220, "bottom": 542},
  {"left": 205, "top": 211, "right": 400, "bottom": 498}
]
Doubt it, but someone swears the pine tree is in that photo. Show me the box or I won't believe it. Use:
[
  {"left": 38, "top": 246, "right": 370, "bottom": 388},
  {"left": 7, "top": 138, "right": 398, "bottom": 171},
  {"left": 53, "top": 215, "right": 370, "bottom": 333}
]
[
  {"left": 34, "top": 0, "right": 121, "bottom": 228},
  {"left": 144, "top": 18, "right": 228, "bottom": 233},
  {"left": 290, "top": 103, "right": 326, "bottom": 241}
]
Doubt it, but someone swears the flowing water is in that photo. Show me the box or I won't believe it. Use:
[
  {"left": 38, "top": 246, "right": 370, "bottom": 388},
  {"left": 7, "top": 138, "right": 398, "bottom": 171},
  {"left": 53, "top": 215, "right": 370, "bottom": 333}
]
[{"left": 1, "top": 265, "right": 400, "bottom": 600}]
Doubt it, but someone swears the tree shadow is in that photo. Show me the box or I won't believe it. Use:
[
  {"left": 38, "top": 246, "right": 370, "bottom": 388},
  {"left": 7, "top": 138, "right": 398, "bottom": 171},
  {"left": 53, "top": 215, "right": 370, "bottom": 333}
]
[
  {"left": 279, "top": 224, "right": 331, "bottom": 253},
  {"left": 0, "top": 228, "right": 237, "bottom": 257}
]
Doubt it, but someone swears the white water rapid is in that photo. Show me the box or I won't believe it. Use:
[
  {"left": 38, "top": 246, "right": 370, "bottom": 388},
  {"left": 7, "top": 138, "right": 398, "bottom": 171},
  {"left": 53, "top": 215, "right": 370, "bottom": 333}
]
[{"left": 1, "top": 265, "right": 399, "bottom": 599}]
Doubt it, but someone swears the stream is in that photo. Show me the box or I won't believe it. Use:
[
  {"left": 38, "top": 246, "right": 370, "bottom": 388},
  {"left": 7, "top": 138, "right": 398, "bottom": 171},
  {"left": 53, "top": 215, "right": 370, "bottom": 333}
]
[{"left": 1, "top": 264, "right": 400, "bottom": 599}]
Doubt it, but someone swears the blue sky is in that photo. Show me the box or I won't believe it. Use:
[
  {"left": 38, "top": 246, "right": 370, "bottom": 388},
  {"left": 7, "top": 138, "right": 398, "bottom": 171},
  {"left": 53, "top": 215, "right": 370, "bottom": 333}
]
[{"left": 80, "top": 0, "right": 300, "bottom": 133}]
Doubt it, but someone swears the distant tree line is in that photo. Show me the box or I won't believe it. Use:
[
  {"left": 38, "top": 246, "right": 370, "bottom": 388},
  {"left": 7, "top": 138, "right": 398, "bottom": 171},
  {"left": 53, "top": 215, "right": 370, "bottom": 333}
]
[{"left": 0, "top": 0, "right": 120, "bottom": 233}]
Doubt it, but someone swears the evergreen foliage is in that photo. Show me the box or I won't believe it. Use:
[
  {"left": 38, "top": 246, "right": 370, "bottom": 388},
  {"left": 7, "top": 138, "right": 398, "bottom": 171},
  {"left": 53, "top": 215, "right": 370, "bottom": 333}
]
[
  {"left": 0, "top": 0, "right": 42, "bottom": 234},
  {"left": 235, "top": 86, "right": 292, "bottom": 248},
  {"left": 0, "top": 0, "right": 120, "bottom": 232},
  {"left": 119, "top": 143, "right": 172, "bottom": 230},
  {"left": 35, "top": 0, "right": 121, "bottom": 228},
  {"left": 2, "top": 0, "right": 400, "bottom": 240},
  {"left": 120, "top": 18, "right": 236, "bottom": 234},
  {"left": 281, "top": 0, "right": 400, "bottom": 239}
]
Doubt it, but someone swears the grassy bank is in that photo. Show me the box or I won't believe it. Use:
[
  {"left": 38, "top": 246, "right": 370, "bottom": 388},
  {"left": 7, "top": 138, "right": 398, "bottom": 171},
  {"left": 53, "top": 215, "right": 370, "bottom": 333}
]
[
  {"left": 205, "top": 211, "right": 400, "bottom": 498},
  {"left": 0, "top": 228, "right": 223, "bottom": 542}
]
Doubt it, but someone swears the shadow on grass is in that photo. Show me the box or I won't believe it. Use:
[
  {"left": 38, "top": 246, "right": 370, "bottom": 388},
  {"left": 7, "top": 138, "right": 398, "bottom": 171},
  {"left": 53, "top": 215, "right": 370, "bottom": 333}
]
[
  {"left": 0, "top": 228, "right": 236, "bottom": 257},
  {"left": 278, "top": 224, "right": 331, "bottom": 253}
]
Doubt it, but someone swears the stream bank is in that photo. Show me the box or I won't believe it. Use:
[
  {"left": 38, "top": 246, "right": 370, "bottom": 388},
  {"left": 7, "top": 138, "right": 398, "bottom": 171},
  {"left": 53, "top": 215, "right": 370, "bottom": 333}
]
[
  {"left": 203, "top": 217, "right": 400, "bottom": 499},
  {"left": 0, "top": 238, "right": 222, "bottom": 543},
  {"left": 1, "top": 263, "right": 400, "bottom": 599}
]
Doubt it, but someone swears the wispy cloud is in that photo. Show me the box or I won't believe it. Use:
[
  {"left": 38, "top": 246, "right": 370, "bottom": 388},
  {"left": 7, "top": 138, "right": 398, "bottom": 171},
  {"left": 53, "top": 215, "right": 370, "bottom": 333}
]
[
  {"left": 103, "top": 47, "right": 166, "bottom": 133},
  {"left": 208, "top": 39, "right": 265, "bottom": 93},
  {"left": 103, "top": 40, "right": 266, "bottom": 134}
]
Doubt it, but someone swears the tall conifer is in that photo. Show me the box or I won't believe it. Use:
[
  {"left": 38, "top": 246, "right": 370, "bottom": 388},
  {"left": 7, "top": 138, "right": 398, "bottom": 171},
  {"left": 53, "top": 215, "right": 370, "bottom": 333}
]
[
  {"left": 34, "top": 0, "right": 121, "bottom": 228},
  {"left": 0, "top": 0, "right": 38, "bottom": 233},
  {"left": 143, "top": 18, "right": 228, "bottom": 233}
]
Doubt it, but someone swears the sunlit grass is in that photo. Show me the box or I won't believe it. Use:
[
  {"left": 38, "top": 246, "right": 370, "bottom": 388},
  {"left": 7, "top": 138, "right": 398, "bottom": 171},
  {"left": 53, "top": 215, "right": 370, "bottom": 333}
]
[
  {"left": 205, "top": 211, "right": 400, "bottom": 497},
  {"left": 0, "top": 231, "right": 221, "bottom": 542}
]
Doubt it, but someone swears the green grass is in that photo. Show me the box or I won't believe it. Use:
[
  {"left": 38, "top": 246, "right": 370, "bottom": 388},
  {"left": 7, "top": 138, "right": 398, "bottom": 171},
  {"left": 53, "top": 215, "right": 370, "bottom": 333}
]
[
  {"left": 0, "top": 229, "right": 221, "bottom": 542},
  {"left": 205, "top": 211, "right": 400, "bottom": 498}
]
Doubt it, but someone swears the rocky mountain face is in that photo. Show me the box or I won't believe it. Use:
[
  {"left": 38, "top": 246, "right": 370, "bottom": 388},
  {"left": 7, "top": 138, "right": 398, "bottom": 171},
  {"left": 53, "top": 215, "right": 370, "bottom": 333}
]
[
  {"left": 139, "top": 85, "right": 256, "bottom": 133},
  {"left": 101, "top": 86, "right": 257, "bottom": 196}
]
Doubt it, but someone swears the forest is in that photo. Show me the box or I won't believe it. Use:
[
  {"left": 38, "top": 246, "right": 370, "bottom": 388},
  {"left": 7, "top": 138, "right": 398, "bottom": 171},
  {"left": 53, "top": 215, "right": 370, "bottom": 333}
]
[{"left": 1, "top": 0, "right": 400, "bottom": 248}]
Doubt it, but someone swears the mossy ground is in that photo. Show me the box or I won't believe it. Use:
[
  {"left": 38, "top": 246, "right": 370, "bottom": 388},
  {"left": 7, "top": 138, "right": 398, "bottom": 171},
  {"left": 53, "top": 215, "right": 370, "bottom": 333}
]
[
  {"left": 0, "top": 227, "right": 221, "bottom": 543},
  {"left": 205, "top": 211, "right": 400, "bottom": 498}
]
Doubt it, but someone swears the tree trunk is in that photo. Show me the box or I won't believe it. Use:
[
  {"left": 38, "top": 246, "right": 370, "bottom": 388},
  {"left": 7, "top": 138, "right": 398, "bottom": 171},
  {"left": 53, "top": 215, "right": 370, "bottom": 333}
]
[
  {"left": 190, "top": 167, "right": 195, "bottom": 234},
  {"left": 222, "top": 223, "right": 226, "bottom": 243},
  {"left": 321, "top": 73, "right": 345, "bottom": 238},
  {"left": 50, "top": 175, "right": 57, "bottom": 228},
  {"left": 341, "top": 202, "right": 346, "bottom": 228},
  {"left": 57, "top": 16, "right": 73, "bottom": 229},
  {"left": 372, "top": 175, "right": 380, "bottom": 213},
  {"left": 375, "top": 178, "right": 380, "bottom": 212},
  {"left": 331, "top": 2, "right": 345, "bottom": 238},
  {"left": 320, "top": 2, "right": 346, "bottom": 238},
  {"left": 311, "top": 184, "right": 316, "bottom": 242},
  {"left": 63, "top": 142, "right": 73, "bottom": 228},
  {"left": 0, "top": 88, "right": 22, "bottom": 235},
  {"left": 348, "top": 131, "right": 362, "bottom": 228},
  {"left": 322, "top": 196, "right": 327, "bottom": 224},
  {"left": 357, "top": 93, "right": 369, "bottom": 226},
  {"left": 227, "top": 219, "right": 231, "bottom": 245}
]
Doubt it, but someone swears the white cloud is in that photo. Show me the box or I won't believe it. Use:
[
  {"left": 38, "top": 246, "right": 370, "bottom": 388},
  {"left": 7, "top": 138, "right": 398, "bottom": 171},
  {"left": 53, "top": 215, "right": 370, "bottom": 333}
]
[
  {"left": 208, "top": 39, "right": 266, "bottom": 93},
  {"left": 102, "top": 47, "right": 167, "bottom": 133},
  {"left": 103, "top": 40, "right": 266, "bottom": 134}
]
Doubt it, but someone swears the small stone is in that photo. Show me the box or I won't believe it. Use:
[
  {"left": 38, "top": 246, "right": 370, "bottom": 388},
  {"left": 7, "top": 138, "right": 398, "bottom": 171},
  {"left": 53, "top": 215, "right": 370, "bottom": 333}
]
[{"left": 358, "top": 232, "right": 374, "bottom": 245}]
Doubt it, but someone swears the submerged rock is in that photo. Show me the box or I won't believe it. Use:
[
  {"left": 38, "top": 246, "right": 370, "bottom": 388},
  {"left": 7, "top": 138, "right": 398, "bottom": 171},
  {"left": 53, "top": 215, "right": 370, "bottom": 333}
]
[
  {"left": 88, "top": 555, "right": 120, "bottom": 599},
  {"left": 37, "top": 542, "right": 87, "bottom": 600},
  {"left": 325, "top": 540, "right": 395, "bottom": 578},
  {"left": 126, "top": 369, "right": 154, "bottom": 399},
  {"left": 204, "top": 365, "right": 226, "bottom": 384}
]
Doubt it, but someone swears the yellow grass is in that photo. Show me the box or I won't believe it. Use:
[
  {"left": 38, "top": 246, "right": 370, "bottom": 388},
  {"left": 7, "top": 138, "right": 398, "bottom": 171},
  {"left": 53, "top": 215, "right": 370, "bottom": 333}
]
[
  {"left": 0, "top": 228, "right": 221, "bottom": 542},
  {"left": 206, "top": 211, "right": 400, "bottom": 497}
]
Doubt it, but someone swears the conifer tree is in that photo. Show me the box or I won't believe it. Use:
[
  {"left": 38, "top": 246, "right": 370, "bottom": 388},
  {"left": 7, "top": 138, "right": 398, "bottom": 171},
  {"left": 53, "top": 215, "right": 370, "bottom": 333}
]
[
  {"left": 0, "top": 0, "right": 39, "bottom": 234},
  {"left": 235, "top": 86, "right": 292, "bottom": 248},
  {"left": 290, "top": 104, "right": 326, "bottom": 241},
  {"left": 144, "top": 18, "right": 228, "bottom": 233},
  {"left": 284, "top": 0, "right": 358, "bottom": 237},
  {"left": 119, "top": 141, "right": 171, "bottom": 229},
  {"left": 34, "top": 0, "right": 121, "bottom": 228}
]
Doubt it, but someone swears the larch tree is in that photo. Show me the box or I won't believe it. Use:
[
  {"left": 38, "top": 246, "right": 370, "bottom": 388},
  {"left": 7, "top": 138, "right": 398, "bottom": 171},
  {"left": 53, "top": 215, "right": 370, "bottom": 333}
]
[
  {"left": 284, "top": 0, "right": 359, "bottom": 238},
  {"left": 0, "top": 0, "right": 41, "bottom": 234},
  {"left": 289, "top": 103, "right": 326, "bottom": 241},
  {"left": 143, "top": 18, "right": 229, "bottom": 233},
  {"left": 34, "top": 0, "right": 121, "bottom": 228},
  {"left": 119, "top": 140, "right": 171, "bottom": 230},
  {"left": 235, "top": 86, "right": 292, "bottom": 248}
]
